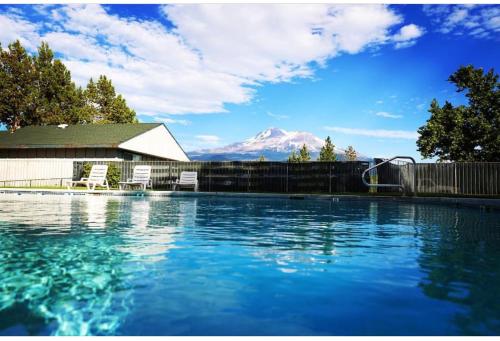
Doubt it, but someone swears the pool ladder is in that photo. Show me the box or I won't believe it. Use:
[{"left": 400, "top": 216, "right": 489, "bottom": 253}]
[{"left": 361, "top": 156, "right": 416, "bottom": 196}]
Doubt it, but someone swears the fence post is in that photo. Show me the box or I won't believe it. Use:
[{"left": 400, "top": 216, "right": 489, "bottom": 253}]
[
  {"left": 329, "top": 163, "right": 332, "bottom": 194},
  {"left": 412, "top": 162, "right": 416, "bottom": 196},
  {"left": 247, "top": 164, "right": 250, "bottom": 193},
  {"left": 454, "top": 163, "right": 457, "bottom": 194},
  {"left": 169, "top": 162, "right": 172, "bottom": 190},
  {"left": 286, "top": 164, "right": 289, "bottom": 193}
]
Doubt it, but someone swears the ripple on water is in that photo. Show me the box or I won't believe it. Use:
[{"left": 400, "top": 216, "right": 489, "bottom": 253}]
[{"left": 0, "top": 194, "right": 500, "bottom": 336}]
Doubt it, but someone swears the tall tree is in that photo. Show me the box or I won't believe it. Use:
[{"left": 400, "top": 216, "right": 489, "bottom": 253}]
[
  {"left": 318, "top": 136, "right": 336, "bottom": 161},
  {"left": 32, "top": 42, "right": 84, "bottom": 125},
  {"left": 84, "top": 75, "right": 137, "bottom": 124},
  {"left": 345, "top": 145, "right": 357, "bottom": 161},
  {"left": 0, "top": 40, "right": 36, "bottom": 131},
  {"left": 288, "top": 150, "right": 299, "bottom": 162},
  {"left": 0, "top": 40, "right": 137, "bottom": 129},
  {"left": 417, "top": 65, "right": 500, "bottom": 161},
  {"left": 299, "top": 144, "right": 311, "bottom": 162}
]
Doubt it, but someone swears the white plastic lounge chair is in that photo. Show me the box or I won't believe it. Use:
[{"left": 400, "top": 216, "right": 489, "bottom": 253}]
[
  {"left": 173, "top": 171, "right": 198, "bottom": 192},
  {"left": 119, "top": 165, "right": 152, "bottom": 191},
  {"left": 66, "top": 165, "right": 109, "bottom": 190}
]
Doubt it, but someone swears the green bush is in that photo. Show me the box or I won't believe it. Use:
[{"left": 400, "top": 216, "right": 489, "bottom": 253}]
[{"left": 82, "top": 163, "right": 121, "bottom": 189}]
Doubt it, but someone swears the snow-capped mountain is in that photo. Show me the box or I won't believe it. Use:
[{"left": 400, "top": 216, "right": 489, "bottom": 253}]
[{"left": 188, "top": 127, "right": 354, "bottom": 161}]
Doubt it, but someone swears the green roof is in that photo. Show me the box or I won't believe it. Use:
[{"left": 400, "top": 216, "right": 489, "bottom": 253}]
[{"left": 0, "top": 123, "right": 162, "bottom": 149}]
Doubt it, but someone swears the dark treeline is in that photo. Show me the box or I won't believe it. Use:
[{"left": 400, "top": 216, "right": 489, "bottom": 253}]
[{"left": 0, "top": 40, "right": 137, "bottom": 132}]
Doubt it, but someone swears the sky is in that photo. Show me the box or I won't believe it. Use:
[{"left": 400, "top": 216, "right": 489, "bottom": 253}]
[{"left": 0, "top": 4, "right": 499, "bottom": 160}]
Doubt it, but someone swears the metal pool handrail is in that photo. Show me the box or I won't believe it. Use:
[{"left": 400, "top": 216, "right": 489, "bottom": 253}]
[{"left": 361, "top": 156, "right": 416, "bottom": 195}]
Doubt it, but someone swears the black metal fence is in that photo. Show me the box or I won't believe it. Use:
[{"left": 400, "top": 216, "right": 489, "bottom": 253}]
[
  {"left": 73, "top": 161, "right": 371, "bottom": 194},
  {"left": 375, "top": 160, "right": 500, "bottom": 196},
  {"left": 0, "top": 159, "right": 494, "bottom": 196}
]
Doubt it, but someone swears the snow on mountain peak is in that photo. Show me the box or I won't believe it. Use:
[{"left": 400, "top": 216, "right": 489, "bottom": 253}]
[
  {"left": 196, "top": 127, "right": 331, "bottom": 154},
  {"left": 188, "top": 127, "right": 368, "bottom": 161},
  {"left": 253, "top": 127, "right": 287, "bottom": 140}
]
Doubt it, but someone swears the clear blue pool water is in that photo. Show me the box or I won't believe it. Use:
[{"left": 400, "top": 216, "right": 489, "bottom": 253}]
[{"left": 0, "top": 193, "right": 499, "bottom": 336}]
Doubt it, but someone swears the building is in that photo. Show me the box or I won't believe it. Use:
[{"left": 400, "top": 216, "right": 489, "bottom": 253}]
[{"left": 0, "top": 123, "right": 189, "bottom": 161}]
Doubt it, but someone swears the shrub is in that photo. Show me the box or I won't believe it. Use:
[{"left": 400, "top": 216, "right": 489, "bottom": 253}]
[{"left": 82, "top": 162, "right": 121, "bottom": 189}]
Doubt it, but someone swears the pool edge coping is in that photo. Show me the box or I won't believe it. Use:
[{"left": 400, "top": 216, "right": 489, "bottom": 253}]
[{"left": 1, "top": 187, "right": 500, "bottom": 210}]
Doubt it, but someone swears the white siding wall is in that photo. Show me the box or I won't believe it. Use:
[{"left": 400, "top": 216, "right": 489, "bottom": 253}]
[
  {"left": 0, "top": 159, "right": 74, "bottom": 187},
  {"left": 118, "top": 125, "right": 189, "bottom": 161}
]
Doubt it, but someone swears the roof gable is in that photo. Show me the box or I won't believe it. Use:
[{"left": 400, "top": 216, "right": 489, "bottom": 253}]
[
  {"left": 118, "top": 124, "right": 190, "bottom": 161},
  {"left": 0, "top": 124, "right": 162, "bottom": 149}
]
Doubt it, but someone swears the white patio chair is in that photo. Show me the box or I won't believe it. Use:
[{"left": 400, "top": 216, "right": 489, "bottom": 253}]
[
  {"left": 66, "top": 165, "right": 109, "bottom": 190},
  {"left": 173, "top": 171, "right": 198, "bottom": 192},
  {"left": 119, "top": 165, "right": 152, "bottom": 191}
]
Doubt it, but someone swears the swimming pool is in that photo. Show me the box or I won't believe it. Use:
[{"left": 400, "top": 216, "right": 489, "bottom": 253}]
[{"left": 0, "top": 193, "right": 499, "bottom": 335}]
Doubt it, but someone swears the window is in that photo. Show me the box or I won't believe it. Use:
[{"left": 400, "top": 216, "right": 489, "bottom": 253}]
[
  {"left": 122, "top": 151, "right": 142, "bottom": 161},
  {"left": 123, "top": 152, "right": 133, "bottom": 161}
]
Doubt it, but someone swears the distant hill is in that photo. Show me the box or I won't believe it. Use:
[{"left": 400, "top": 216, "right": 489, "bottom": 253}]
[{"left": 188, "top": 127, "right": 370, "bottom": 161}]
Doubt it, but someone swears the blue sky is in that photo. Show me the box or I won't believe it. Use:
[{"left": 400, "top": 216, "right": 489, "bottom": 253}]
[{"left": 0, "top": 4, "right": 499, "bottom": 160}]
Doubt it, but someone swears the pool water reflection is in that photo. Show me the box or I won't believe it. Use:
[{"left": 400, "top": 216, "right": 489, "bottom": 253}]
[{"left": 0, "top": 194, "right": 499, "bottom": 335}]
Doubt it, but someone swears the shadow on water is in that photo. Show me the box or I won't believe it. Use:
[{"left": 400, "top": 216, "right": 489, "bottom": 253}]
[
  {"left": 413, "top": 205, "right": 500, "bottom": 335},
  {"left": 0, "top": 194, "right": 500, "bottom": 335}
]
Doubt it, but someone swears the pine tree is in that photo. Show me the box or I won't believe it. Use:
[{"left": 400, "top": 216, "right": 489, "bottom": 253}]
[
  {"left": 288, "top": 150, "right": 299, "bottom": 162},
  {"left": 84, "top": 75, "right": 137, "bottom": 123},
  {"left": 0, "top": 40, "right": 36, "bottom": 131},
  {"left": 258, "top": 155, "right": 266, "bottom": 161},
  {"left": 299, "top": 144, "right": 311, "bottom": 161},
  {"left": 32, "top": 42, "right": 84, "bottom": 125},
  {"left": 345, "top": 145, "right": 357, "bottom": 161},
  {"left": 0, "top": 40, "right": 137, "bottom": 129},
  {"left": 109, "top": 94, "right": 137, "bottom": 123},
  {"left": 318, "top": 136, "right": 336, "bottom": 161}
]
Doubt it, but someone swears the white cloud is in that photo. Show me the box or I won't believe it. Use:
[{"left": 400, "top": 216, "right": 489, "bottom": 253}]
[
  {"left": 267, "top": 111, "right": 289, "bottom": 120},
  {"left": 0, "top": 4, "right": 423, "bottom": 119},
  {"left": 423, "top": 4, "right": 500, "bottom": 39},
  {"left": 0, "top": 14, "right": 40, "bottom": 51},
  {"left": 376, "top": 100, "right": 384, "bottom": 104},
  {"left": 325, "top": 126, "right": 418, "bottom": 139},
  {"left": 392, "top": 24, "right": 425, "bottom": 49},
  {"left": 163, "top": 4, "right": 422, "bottom": 80},
  {"left": 375, "top": 111, "right": 403, "bottom": 119},
  {"left": 153, "top": 117, "right": 191, "bottom": 126},
  {"left": 196, "top": 135, "right": 221, "bottom": 145},
  {"left": 416, "top": 103, "right": 426, "bottom": 110}
]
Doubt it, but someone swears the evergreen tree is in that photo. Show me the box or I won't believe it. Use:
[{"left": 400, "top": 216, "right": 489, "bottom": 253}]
[
  {"left": 32, "top": 42, "right": 84, "bottom": 125},
  {"left": 0, "top": 40, "right": 137, "bottom": 129},
  {"left": 288, "top": 150, "right": 299, "bottom": 162},
  {"left": 345, "top": 145, "right": 357, "bottom": 161},
  {"left": 417, "top": 65, "right": 500, "bottom": 161},
  {"left": 0, "top": 40, "right": 36, "bottom": 131},
  {"left": 318, "top": 136, "right": 336, "bottom": 161},
  {"left": 84, "top": 75, "right": 137, "bottom": 123},
  {"left": 258, "top": 155, "right": 266, "bottom": 162},
  {"left": 299, "top": 144, "right": 311, "bottom": 161}
]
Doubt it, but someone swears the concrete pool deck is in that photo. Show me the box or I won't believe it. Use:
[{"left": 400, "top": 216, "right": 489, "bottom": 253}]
[{"left": 1, "top": 187, "right": 500, "bottom": 211}]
